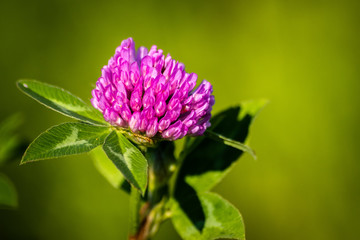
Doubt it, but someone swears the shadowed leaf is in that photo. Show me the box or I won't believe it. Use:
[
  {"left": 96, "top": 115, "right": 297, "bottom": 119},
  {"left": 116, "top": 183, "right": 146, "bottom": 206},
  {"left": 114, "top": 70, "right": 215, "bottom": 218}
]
[
  {"left": 171, "top": 192, "right": 245, "bottom": 240},
  {"left": 177, "top": 99, "right": 267, "bottom": 193},
  {"left": 171, "top": 100, "right": 266, "bottom": 234}
]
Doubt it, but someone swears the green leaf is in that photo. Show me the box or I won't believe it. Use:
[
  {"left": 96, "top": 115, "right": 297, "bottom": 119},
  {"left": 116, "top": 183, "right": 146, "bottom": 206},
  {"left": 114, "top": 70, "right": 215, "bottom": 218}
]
[
  {"left": 17, "top": 79, "right": 106, "bottom": 125},
  {"left": 0, "top": 113, "right": 23, "bottom": 166},
  {"left": 21, "top": 122, "right": 110, "bottom": 164},
  {"left": 91, "top": 146, "right": 130, "bottom": 192},
  {"left": 171, "top": 192, "right": 245, "bottom": 240},
  {"left": 102, "top": 131, "right": 148, "bottom": 195},
  {"left": 0, "top": 174, "right": 18, "bottom": 208},
  {"left": 175, "top": 99, "right": 267, "bottom": 194},
  {"left": 205, "top": 130, "right": 256, "bottom": 160}
]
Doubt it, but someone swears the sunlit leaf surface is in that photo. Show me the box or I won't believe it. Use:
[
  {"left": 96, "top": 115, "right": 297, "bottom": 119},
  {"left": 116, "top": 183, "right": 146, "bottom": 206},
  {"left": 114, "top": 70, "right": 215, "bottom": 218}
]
[
  {"left": 102, "top": 131, "right": 148, "bottom": 195},
  {"left": 21, "top": 122, "right": 110, "bottom": 163},
  {"left": 17, "top": 79, "right": 106, "bottom": 125}
]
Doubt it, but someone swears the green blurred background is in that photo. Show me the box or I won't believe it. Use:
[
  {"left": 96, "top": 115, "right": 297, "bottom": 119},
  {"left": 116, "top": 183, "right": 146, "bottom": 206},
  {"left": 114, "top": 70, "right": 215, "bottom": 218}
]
[{"left": 1, "top": 0, "right": 359, "bottom": 239}]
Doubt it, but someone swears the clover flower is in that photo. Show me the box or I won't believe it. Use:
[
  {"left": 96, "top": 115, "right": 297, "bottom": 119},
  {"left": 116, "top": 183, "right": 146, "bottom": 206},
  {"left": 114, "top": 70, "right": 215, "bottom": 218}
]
[{"left": 91, "top": 38, "right": 214, "bottom": 141}]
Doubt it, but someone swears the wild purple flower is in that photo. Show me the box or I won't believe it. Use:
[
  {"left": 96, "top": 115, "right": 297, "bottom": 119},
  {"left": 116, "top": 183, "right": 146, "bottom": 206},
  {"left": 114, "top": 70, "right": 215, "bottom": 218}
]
[{"left": 91, "top": 38, "right": 215, "bottom": 141}]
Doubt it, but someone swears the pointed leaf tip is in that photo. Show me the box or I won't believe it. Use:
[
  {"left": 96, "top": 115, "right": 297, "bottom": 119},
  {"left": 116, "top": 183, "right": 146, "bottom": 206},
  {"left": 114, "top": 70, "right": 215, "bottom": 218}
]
[{"left": 17, "top": 79, "right": 106, "bottom": 125}]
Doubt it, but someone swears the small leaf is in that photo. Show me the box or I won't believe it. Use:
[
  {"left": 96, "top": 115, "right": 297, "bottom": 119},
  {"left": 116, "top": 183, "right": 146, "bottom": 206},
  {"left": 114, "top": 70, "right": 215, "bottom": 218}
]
[
  {"left": 102, "top": 131, "right": 148, "bottom": 195},
  {"left": 175, "top": 99, "right": 267, "bottom": 193},
  {"left": 17, "top": 79, "right": 106, "bottom": 125},
  {"left": 0, "top": 174, "right": 18, "bottom": 208},
  {"left": 21, "top": 122, "right": 110, "bottom": 163},
  {"left": 171, "top": 192, "right": 245, "bottom": 240},
  {"left": 205, "top": 130, "right": 256, "bottom": 160},
  {"left": 91, "top": 147, "right": 130, "bottom": 192}
]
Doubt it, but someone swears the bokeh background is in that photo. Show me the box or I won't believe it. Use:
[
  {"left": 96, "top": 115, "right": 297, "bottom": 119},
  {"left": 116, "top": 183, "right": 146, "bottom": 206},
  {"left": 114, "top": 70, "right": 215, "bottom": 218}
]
[{"left": 1, "top": 0, "right": 359, "bottom": 239}]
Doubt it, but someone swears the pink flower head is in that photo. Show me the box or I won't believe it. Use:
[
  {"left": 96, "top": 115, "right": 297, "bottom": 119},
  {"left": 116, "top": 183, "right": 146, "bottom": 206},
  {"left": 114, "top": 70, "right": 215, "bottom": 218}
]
[{"left": 91, "top": 38, "right": 214, "bottom": 141}]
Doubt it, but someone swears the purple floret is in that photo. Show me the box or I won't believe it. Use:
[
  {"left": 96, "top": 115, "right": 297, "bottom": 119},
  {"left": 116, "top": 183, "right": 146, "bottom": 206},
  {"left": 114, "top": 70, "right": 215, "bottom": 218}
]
[{"left": 91, "top": 38, "right": 215, "bottom": 141}]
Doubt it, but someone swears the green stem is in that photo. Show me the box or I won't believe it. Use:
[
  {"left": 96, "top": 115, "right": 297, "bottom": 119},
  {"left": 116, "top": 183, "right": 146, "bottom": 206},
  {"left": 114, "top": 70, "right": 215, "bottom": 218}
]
[{"left": 129, "top": 186, "right": 141, "bottom": 237}]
